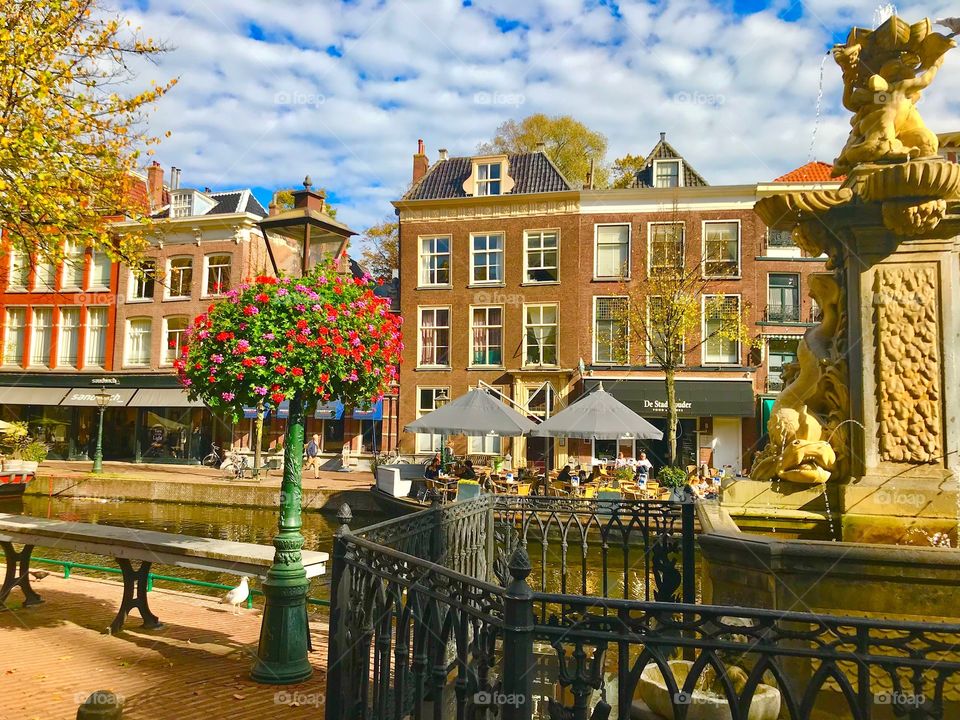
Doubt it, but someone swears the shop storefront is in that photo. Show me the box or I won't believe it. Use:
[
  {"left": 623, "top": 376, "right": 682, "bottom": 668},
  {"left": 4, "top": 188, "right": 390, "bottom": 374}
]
[{"left": 581, "top": 378, "right": 756, "bottom": 475}]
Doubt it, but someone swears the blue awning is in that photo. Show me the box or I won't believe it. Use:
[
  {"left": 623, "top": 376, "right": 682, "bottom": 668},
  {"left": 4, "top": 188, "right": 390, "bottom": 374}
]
[
  {"left": 315, "top": 399, "right": 344, "bottom": 420},
  {"left": 273, "top": 401, "right": 290, "bottom": 420},
  {"left": 242, "top": 406, "right": 262, "bottom": 419},
  {"left": 353, "top": 400, "right": 383, "bottom": 421}
]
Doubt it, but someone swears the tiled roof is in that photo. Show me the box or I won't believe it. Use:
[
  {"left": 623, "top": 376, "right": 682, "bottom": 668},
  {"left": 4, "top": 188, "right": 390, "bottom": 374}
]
[
  {"left": 404, "top": 152, "right": 571, "bottom": 200},
  {"left": 208, "top": 189, "right": 267, "bottom": 217},
  {"left": 773, "top": 161, "right": 843, "bottom": 183},
  {"left": 629, "top": 136, "right": 708, "bottom": 188}
]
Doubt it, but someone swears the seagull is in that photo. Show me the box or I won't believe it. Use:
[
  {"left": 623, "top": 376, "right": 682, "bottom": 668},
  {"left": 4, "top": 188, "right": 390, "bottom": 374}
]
[
  {"left": 221, "top": 577, "right": 249, "bottom": 614},
  {"left": 936, "top": 18, "right": 960, "bottom": 37}
]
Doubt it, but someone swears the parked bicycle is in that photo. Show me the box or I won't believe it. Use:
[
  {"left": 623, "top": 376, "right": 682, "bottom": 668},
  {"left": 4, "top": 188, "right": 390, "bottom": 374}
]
[
  {"left": 201, "top": 444, "right": 225, "bottom": 468},
  {"left": 221, "top": 451, "right": 250, "bottom": 480}
]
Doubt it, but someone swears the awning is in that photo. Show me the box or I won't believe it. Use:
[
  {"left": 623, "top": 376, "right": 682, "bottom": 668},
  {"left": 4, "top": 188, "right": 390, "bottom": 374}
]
[
  {"left": 353, "top": 400, "right": 383, "bottom": 421},
  {"left": 0, "top": 386, "right": 69, "bottom": 406},
  {"left": 315, "top": 400, "right": 344, "bottom": 420},
  {"left": 584, "top": 378, "right": 756, "bottom": 417},
  {"left": 128, "top": 389, "right": 204, "bottom": 408},
  {"left": 243, "top": 406, "right": 265, "bottom": 419},
  {"left": 60, "top": 388, "right": 136, "bottom": 407}
]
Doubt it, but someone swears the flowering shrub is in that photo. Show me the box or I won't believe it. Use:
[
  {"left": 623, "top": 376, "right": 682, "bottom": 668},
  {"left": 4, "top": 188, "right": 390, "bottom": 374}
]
[{"left": 176, "top": 263, "right": 402, "bottom": 418}]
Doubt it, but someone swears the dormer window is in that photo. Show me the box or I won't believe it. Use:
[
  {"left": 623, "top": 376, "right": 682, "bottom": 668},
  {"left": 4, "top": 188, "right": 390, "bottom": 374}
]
[
  {"left": 654, "top": 159, "right": 682, "bottom": 188},
  {"left": 169, "top": 189, "right": 217, "bottom": 218},
  {"left": 477, "top": 162, "right": 502, "bottom": 196}
]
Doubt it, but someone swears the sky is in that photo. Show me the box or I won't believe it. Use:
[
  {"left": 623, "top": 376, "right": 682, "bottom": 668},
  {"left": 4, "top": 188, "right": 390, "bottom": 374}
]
[{"left": 117, "top": 0, "right": 960, "bottom": 240}]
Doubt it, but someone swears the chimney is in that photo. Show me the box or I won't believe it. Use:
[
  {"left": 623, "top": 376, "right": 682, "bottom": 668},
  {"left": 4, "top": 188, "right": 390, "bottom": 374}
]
[
  {"left": 659, "top": 131, "right": 666, "bottom": 142},
  {"left": 268, "top": 201, "right": 279, "bottom": 217},
  {"left": 535, "top": 141, "right": 546, "bottom": 153},
  {"left": 146, "top": 161, "right": 163, "bottom": 211},
  {"left": 438, "top": 148, "right": 448, "bottom": 161},
  {"left": 586, "top": 158, "right": 595, "bottom": 190},
  {"left": 292, "top": 174, "right": 326, "bottom": 212},
  {"left": 171, "top": 167, "right": 181, "bottom": 190},
  {"left": 413, "top": 138, "right": 429, "bottom": 184}
]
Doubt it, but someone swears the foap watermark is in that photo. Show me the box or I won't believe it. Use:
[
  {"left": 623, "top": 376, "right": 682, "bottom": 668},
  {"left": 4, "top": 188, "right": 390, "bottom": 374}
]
[
  {"left": 674, "top": 690, "right": 714, "bottom": 706},
  {"left": 274, "top": 90, "right": 326, "bottom": 108},
  {"left": 474, "top": 289, "right": 525, "bottom": 306},
  {"left": 274, "top": 690, "right": 325, "bottom": 708},
  {"left": 473, "top": 691, "right": 525, "bottom": 707},
  {"left": 474, "top": 90, "right": 526, "bottom": 107},
  {"left": 72, "top": 290, "right": 118, "bottom": 306},
  {"left": 75, "top": 691, "right": 125, "bottom": 706},
  {"left": 874, "top": 690, "right": 926, "bottom": 708},
  {"left": 674, "top": 90, "right": 725, "bottom": 107},
  {"left": 874, "top": 488, "right": 927, "bottom": 509}
]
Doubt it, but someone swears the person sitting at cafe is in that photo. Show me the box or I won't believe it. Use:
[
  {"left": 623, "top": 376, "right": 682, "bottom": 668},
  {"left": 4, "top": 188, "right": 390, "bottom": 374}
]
[
  {"left": 458, "top": 459, "right": 477, "bottom": 480},
  {"left": 557, "top": 465, "right": 572, "bottom": 483},
  {"left": 701, "top": 476, "right": 719, "bottom": 500},
  {"left": 424, "top": 457, "right": 441, "bottom": 480}
]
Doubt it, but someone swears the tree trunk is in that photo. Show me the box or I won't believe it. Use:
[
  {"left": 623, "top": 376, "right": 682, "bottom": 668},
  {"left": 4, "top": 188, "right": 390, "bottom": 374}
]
[
  {"left": 665, "top": 368, "right": 678, "bottom": 466},
  {"left": 254, "top": 403, "right": 264, "bottom": 477}
]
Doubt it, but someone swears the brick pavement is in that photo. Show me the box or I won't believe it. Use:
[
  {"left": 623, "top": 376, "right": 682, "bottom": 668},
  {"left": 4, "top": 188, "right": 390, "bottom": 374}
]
[{"left": 0, "top": 573, "right": 329, "bottom": 720}]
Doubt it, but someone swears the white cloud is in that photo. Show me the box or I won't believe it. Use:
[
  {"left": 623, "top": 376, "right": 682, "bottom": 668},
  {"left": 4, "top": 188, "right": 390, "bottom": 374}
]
[{"left": 115, "top": 0, "right": 960, "bottom": 240}]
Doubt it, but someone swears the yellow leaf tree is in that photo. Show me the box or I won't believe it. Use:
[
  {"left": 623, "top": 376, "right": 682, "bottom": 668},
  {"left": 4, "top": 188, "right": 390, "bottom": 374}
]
[
  {"left": 0, "top": 0, "right": 175, "bottom": 266},
  {"left": 359, "top": 217, "right": 399, "bottom": 280}
]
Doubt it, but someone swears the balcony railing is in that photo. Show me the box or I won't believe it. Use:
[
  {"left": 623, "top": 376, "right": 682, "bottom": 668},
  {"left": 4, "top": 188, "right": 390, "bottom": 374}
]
[{"left": 764, "top": 303, "right": 801, "bottom": 323}]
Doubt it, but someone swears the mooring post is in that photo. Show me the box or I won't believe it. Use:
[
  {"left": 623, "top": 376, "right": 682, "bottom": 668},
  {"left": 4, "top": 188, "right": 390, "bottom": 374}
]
[{"left": 76, "top": 690, "right": 123, "bottom": 719}]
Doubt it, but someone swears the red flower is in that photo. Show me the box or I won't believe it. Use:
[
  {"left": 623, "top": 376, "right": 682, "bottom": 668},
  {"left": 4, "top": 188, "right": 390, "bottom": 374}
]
[
  {"left": 319, "top": 372, "right": 329, "bottom": 383},
  {"left": 194, "top": 363, "right": 203, "bottom": 370},
  {"left": 296, "top": 319, "right": 308, "bottom": 330},
  {"left": 255, "top": 292, "right": 270, "bottom": 303},
  {"left": 216, "top": 332, "right": 230, "bottom": 342},
  {"left": 236, "top": 372, "right": 245, "bottom": 380},
  {"left": 255, "top": 275, "right": 277, "bottom": 285},
  {"left": 271, "top": 392, "right": 285, "bottom": 404},
  {"left": 275, "top": 365, "right": 287, "bottom": 375},
  {"left": 291, "top": 367, "right": 303, "bottom": 377},
  {"left": 242, "top": 358, "right": 255, "bottom": 367}
]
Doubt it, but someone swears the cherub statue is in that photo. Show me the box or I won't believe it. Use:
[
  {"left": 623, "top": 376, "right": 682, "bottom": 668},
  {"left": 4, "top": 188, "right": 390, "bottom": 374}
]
[{"left": 832, "top": 16, "right": 956, "bottom": 175}]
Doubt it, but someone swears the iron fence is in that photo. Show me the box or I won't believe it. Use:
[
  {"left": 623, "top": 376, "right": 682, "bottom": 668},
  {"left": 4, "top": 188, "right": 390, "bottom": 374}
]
[{"left": 325, "top": 496, "right": 960, "bottom": 720}]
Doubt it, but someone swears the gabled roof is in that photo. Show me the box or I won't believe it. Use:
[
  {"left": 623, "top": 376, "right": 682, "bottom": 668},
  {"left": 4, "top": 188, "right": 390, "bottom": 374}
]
[
  {"left": 629, "top": 134, "right": 709, "bottom": 188},
  {"left": 773, "top": 161, "right": 843, "bottom": 183},
  {"left": 403, "top": 151, "right": 572, "bottom": 201},
  {"left": 208, "top": 189, "right": 267, "bottom": 217}
]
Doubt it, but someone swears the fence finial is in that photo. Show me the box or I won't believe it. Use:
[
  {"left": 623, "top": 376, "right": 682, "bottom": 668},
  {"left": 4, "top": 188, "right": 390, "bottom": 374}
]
[
  {"left": 507, "top": 544, "right": 532, "bottom": 582},
  {"left": 336, "top": 503, "right": 352, "bottom": 530}
]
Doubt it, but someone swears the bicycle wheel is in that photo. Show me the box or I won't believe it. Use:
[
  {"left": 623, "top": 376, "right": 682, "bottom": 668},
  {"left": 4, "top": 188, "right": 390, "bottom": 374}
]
[
  {"left": 202, "top": 453, "right": 218, "bottom": 467},
  {"left": 221, "top": 461, "right": 238, "bottom": 479}
]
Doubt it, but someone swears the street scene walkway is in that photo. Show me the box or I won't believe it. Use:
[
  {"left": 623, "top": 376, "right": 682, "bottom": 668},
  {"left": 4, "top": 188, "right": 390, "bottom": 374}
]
[{"left": 0, "top": 573, "right": 329, "bottom": 719}]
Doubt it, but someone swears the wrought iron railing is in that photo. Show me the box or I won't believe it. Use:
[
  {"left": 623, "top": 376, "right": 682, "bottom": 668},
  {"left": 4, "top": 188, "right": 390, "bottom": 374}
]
[{"left": 325, "top": 496, "right": 960, "bottom": 720}]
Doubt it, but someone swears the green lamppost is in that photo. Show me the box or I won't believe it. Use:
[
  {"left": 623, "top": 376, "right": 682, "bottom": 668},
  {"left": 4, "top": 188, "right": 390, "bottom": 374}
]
[{"left": 91, "top": 389, "right": 111, "bottom": 474}]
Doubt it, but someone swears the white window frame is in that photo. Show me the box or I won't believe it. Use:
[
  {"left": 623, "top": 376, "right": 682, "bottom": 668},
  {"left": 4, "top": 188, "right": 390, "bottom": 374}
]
[
  {"left": 653, "top": 159, "right": 683, "bottom": 188},
  {"left": 522, "top": 303, "right": 559, "bottom": 367},
  {"left": 165, "top": 256, "right": 193, "bottom": 299},
  {"left": 29, "top": 308, "right": 53, "bottom": 367},
  {"left": 163, "top": 316, "right": 190, "bottom": 365},
  {"left": 469, "top": 305, "right": 504, "bottom": 368},
  {"left": 701, "top": 220, "right": 741, "bottom": 278},
  {"left": 646, "top": 295, "right": 686, "bottom": 367},
  {"left": 8, "top": 250, "right": 29, "bottom": 291},
  {"left": 3, "top": 307, "right": 26, "bottom": 366},
  {"left": 418, "top": 235, "right": 451, "bottom": 288},
  {"left": 476, "top": 162, "right": 502, "bottom": 196},
  {"left": 125, "top": 317, "right": 152, "bottom": 367},
  {"left": 56, "top": 306, "right": 81, "bottom": 368},
  {"left": 647, "top": 221, "right": 685, "bottom": 275},
  {"left": 523, "top": 229, "right": 560, "bottom": 284},
  {"left": 702, "top": 294, "right": 741, "bottom": 366},
  {"left": 129, "top": 260, "right": 156, "bottom": 302},
  {"left": 61, "top": 241, "right": 85, "bottom": 289},
  {"left": 35, "top": 260, "right": 57, "bottom": 291},
  {"left": 203, "top": 253, "right": 232, "bottom": 297},
  {"left": 416, "top": 386, "right": 450, "bottom": 453},
  {"left": 89, "top": 249, "right": 111, "bottom": 289},
  {"left": 469, "top": 232, "right": 504, "bottom": 285},
  {"left": 594, "top": 223, "right": 631, "bottom": 280},
  {"left": 593, "top": 296, "right": 629, "bottom": 365},
  {"left": 84, "top": 306, "right": 108, "bottom": 367},
  {"left": 417, "top": 306, "right": 451, "bottom": 368}
]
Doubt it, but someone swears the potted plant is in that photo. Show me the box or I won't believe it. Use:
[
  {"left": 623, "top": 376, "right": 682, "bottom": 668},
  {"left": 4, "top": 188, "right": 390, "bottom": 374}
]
[
  {"left": 20, "top": 440, "right": 48, "bottom": 472},
  {"left": 613, "top": 466, "right": 634, "bottom": 488},
  {"left": 658, "top": 466, "right": 689, "bottom": 502},
  {"left": 492, "top": 455, "right": 504, "bottom": 473},
  {"left": 2, "top": 422, "right": 30, "bottom": 471}
]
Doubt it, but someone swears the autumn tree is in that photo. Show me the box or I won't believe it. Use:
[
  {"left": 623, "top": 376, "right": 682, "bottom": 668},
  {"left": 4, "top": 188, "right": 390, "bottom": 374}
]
[
  {"left": 273, "top": 188, "right": 337, "bottom": 218},
  {"left": 358, "top": 217, "right": 398, "bottom": 280},
  {"left": 613, "top": 207, "right": 754, "bottom": 465},
  {"left": 0, "top": 0, "right": 175, "bottom": 266},
  {"left": 478, "top": 113, "right": 609, "bottom": 188},
  {"left": 610, "top": 153, "right": 646, "bottom": 189}
]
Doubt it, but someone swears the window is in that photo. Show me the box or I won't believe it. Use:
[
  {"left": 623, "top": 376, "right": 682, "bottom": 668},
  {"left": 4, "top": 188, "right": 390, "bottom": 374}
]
[
  {"left": 524, "top": 230, "right": 559, "bottom": 282},
  {"left": 524, "top": 304, "right": 558, "bottom": 366},
  {"left": 62, "top": 241, "right": 85, "bottom": 288},
  {"left": 467, "top": 386, "right": 505, "bottom": 454},
  {"left": 476, "top": 162, "right": 502, "bottom": 196},
  {"left": 594, "top": 297, "right": 628, "bottom": 364},
  {"left": 30, "top": 308, "right": 52, "bottom": 366},
  {"left": 767, "top": 228, "right": 795, "bottom": 248},
  {"left": 767, "top": 274, "right": 800, "bottom": 322},
  {"left": 167, "top": 257, "right": 193, "bottom": 298},
  {"left": 703, "top": 221, "right": 740, "bottom": 277},
  {"left": 595, "top": 224, "right": 629, "bottom": 279},
  {"left": 470, "top": 233, "right": 503, "bottom": 284},
  {"left": 130, "top": 261, "right": 156, "bottom": 300},
  {"left": 419, "top": 236, "right": 450, "bottom": 286},
  {"left": 36, "top": 261, "right": 56, "bottom": 290},
  {"left": 654, "top": 159, "right": 681, "bottom": 188},
  {"left": 649, "top": 223, "right": 684, "bottom": 273},
  {"left": 205, "top": 254, "right": 231, "bottom": 295},
  {"left": 164, "top": 316, "right": 189, "bottom": 364},
  {"left": 418, "top": 308, "right": 450, "bottom": 367},
  {"left": 57, "top": 307, "right": 80, "bottom": 367},
  {"left": 767, "top": 338, "right": 799, "bottom": 392},
  {"left": 85, "top": 307, "right": 107, "bottom": 366},
  {"left": 525, "top": 381, "right": 555, "bottom": 419},
  {"left": 90, "top": 250, "right": 111, "bottom": 288},
  {"left": 3, "top": 308, "right": 25, "bottom": 365},
  {"left": 416, "top": 387, "right": 449, "bottom": 453},
  {"left": 646, "top": 296, "right": 685, "bottom": 366},
  {"left": 9, "top": 250, "right": 29, "bottom": 290},
  {"left": 470, "top": 306, "right": 503, "bottom": 366},
  {"left": 125, "top": 317, "right": 152, "bottom": 366},
  {"left": 703, "top": 296, "right": 741, "bottom": 365}
]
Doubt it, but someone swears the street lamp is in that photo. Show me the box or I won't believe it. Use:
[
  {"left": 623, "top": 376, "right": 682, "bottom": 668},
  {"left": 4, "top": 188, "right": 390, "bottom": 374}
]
[
  {"left": 436, "top": 389, "right": 450, "bottom": 472},
  {"left": 92, "top": 389, "right": 111, "bottom": 474}
]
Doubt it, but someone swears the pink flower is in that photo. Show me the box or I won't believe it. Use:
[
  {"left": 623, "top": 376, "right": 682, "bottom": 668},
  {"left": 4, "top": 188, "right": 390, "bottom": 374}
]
[
  {"left": 255, "top": 355, "right": 268, "bottom": 366},
  {"left": 277, "top": 288, "right": 288, "bottom": 296},
  {"left": 254, "top": 386, "right": 268, "bottom": 396},
  {"left": 348, "top": 370, "right": 359, "bottom": 382},
  {"left": 264, "top": 332, "right": 275, "bottom": 340},
  {"left": 182, "top": 379, "right": 192, "bottom": 387},
  {"left": 197, "top": 329, "right": 209, "bottom": 339},
  {"left": 211, "top": 354, "right": 224, "bottom": 363},
  {"left": 236, "top": 339, "right": 250, "bottom": 352},
  {"left": 221, "top": 391, "right": 235, "bottom": 401},
  {"left": 243, "top": 305, "right": 259, "bottom": 316}
]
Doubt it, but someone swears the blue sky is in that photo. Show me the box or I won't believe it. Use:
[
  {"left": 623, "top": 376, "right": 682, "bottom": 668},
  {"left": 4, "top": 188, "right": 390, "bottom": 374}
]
[{"left": 118, "top": 0, "right": 960, "bottom": 241}]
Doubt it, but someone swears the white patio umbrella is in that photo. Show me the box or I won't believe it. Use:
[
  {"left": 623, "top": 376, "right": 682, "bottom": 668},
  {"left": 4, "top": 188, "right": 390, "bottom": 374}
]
[
  {"left": 532, "top": 383, "right": 663, "bottom": 440},
  {"left": 404, "top": 388, "right": 537, "bottom": 437}
]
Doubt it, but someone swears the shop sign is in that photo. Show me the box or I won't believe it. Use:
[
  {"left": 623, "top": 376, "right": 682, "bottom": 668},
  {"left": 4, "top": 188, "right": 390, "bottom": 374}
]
[
  {"left": 91, "top": 377, "right": 120, "bottom": 385},
  {"left": 642, "top": 399, "right": 693, "bottom": 413}
]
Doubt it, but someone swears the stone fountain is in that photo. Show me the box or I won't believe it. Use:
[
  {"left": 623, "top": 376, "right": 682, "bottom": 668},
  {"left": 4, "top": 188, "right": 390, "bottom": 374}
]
[{"left": 701, "top": 15, "right": 960, "bottom": 623}]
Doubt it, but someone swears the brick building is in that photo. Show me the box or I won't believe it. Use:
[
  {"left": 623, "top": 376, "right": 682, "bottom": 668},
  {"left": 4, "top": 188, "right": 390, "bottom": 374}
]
[{"left": 394, "top": 137, "right": 834, "bottom": 473}]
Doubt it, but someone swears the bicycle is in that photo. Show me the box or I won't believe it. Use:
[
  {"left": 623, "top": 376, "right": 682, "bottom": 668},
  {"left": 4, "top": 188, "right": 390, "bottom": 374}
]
[
  {"left": 202, "top": 444, "right": 224, "bottom": 468},
  {"left": 221, "top": 451, "right": 250, "bottom": 480}
]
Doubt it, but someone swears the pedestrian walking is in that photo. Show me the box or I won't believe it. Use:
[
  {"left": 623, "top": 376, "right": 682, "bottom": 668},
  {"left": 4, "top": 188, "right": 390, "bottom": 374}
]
[{"left": 305, "top": 433, "right": 321, "bottom": 478}]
